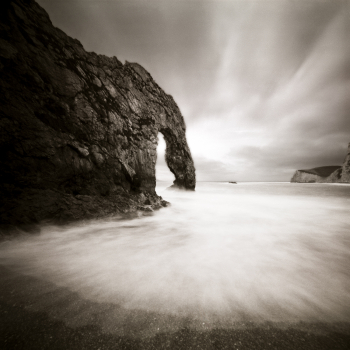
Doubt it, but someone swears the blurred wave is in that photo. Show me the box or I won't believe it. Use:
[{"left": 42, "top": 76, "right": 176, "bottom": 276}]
[{"left": 0, "top": 182, "right": 349, "bottom": 336}]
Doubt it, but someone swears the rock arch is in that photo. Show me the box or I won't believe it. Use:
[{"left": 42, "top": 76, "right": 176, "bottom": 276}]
[
  {"left": 124, "top": 62, "right": 196, "bottom": 192},
  {"left": 158, "top": 127, "right": 195, "bottom": 190},
  {"left": 0, "top": 0, "right": 196, "bottom": 229}
]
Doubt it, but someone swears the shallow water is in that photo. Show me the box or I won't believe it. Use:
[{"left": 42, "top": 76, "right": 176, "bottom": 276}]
[{"left": 1, "top": 182, "right": 350, "bottom": 337}]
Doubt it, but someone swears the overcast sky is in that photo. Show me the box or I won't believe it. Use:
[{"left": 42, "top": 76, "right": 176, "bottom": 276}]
[{"left": 38, "top": 0, "right": 350, "bottom": 181}]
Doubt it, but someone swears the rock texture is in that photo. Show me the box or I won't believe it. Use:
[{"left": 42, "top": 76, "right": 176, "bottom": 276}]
[
  {"left": 291, "top": 143, "right": 350, "bottom": 183},
  {"left": 0, "top": 0, "right": 195, "bottom": 230}
]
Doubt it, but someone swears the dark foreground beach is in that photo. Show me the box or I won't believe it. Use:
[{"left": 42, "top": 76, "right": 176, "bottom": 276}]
[{"left": 1, "top": 266, "right": 349, "bottom": 350}]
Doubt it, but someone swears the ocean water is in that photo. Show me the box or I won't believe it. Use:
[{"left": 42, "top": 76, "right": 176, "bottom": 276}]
[{"left": 1, "top": 182, "right": 350, "bottom": 337}]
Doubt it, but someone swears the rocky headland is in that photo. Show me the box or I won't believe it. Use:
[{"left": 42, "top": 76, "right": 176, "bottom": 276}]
[
  {"left": 0, "top": 0, "right": 196, "bottom": 232},
  {"left": 291, "top": 143, "right": 350, "bottom": 183}
]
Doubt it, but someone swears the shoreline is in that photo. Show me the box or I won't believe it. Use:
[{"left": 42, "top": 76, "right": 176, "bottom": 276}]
[
  {"left": 0, "top": 189, "right": 169, "bottom": 236},
  {"left": 1, "top": 265, "right": 349, "bottom": 349},
  {"left": 1, "top": 183, "right": 350, "bottom": 349}
]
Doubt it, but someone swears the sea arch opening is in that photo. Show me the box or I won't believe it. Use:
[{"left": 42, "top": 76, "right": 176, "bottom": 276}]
[{"left": 156, "top": 132, "right": 175, "bottom": 189}]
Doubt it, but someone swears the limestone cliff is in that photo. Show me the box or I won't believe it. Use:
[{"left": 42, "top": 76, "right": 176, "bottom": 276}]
[
  {"left": 290, "top": 166, "right": 341, "bottom": 183},
  {"left": 0, "top": 0, "right": 195, "bottom": 230},
  {"left": 290, "top": 143, "right": 350, "bottom": 183}
]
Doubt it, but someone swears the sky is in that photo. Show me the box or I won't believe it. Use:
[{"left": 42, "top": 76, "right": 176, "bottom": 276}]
[{"left": 37, "top": 0, "right": 350, "bottom": 182}]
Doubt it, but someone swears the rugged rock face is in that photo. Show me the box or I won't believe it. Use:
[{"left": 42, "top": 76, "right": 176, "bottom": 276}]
[
  {"left": 291, "top": 143, "right": 350, "bottom": 183},
  {"left": 0, "top": 0, "right": 195, "bottom": 230}
]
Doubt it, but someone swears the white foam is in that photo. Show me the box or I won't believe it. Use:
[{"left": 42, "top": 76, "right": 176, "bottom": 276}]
[{"left": 1, "top": 182, "right": 349, "bottom": 334}]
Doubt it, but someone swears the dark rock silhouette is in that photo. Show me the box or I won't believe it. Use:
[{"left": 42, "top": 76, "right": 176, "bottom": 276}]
[
  {"left": 291, "top": 143, "right": 350, "bottom": 183},
  {"left": 0, "top": 0, "right": 195, "bottom": 230}
]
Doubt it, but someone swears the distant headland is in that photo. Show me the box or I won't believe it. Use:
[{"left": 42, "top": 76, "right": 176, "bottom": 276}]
[{"left": 291, "top": 143, "right": 350, "bottom": 183}]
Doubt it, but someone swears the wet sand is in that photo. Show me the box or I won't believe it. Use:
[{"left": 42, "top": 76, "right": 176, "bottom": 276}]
[{"left": 1, "top": 266, "right": 349, "bottom": 350}]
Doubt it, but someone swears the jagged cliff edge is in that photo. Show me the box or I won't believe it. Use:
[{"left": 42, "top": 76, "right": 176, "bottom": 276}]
[
  {"left": 290, "top": 143, "right": 350, "bottom": 183},
  {"left": 0, "top": 0, "right": 196, "bottom": 230}
]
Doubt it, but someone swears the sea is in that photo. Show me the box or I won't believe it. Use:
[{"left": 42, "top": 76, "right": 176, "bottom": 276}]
[{"left": 0, "top": 182, "right": 350, "bottom": 345}]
